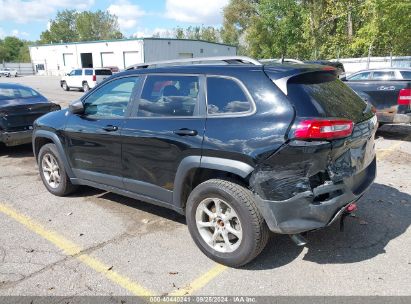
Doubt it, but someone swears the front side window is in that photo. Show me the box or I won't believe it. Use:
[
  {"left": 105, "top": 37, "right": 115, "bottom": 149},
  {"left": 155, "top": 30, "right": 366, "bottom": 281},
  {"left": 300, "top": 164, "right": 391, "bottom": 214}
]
[
  {"left": 137, "top": 75, "right": 199, "bottom": 117},
  {"left": 83, "top": 77, "right": 139, "bottom": 118},
  {"left": 348, "top": 72, "right": 370, "bottom": 80},
  {"left": 372, "top": 71, "right": 395, "bottom": 80},
  {"left": 206, "top": 77, "right": 252, "bottom": 115},
  {"left": 70, "top": 69, "right": 82, "bottom": 76}
]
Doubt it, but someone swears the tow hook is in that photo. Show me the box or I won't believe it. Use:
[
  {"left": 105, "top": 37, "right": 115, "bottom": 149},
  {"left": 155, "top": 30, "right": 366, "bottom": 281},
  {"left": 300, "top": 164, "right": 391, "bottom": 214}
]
[
  {"left": 289, "top": 233, "right": 307, "bottom": 246},
  {"left": 340, "top": 202, "right": 358, "bottom": 232}
]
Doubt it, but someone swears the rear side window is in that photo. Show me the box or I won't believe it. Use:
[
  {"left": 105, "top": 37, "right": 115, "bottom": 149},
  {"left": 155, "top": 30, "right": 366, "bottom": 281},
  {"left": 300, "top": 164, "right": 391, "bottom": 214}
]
[
  {"left": 138, "top": 75, "right": 199, "bottom": 117},
  {"left": 206, "top": 77, "right": 252, "bottom": 115},
  {"left": 287, "top": 72, "right": 373, "bottom": 123},
  {"left": 400, "top": 71, "right": 411, "bottom": 79},
  {"left": 372, "top": 71, "right": 395, "bottom": 80},
  {"left": 95, "top": 69, "right": 112, "bottom": 76},
  {"left": 348, "top": 72, "right": 370, "bottom": 80},
  {"left": 85, "top": 69, "right": 93, "bottom": 76}
]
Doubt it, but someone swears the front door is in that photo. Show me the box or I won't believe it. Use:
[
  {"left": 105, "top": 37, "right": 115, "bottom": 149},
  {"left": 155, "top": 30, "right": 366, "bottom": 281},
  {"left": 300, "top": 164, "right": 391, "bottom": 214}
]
[
  {"left": 66, "top": 69, "right": 82, "bottom": 88},
  {"left": 121, "top": 74, "right": 206, "bottom": 204},
  {"left": 64, "top": 76, "right": 141, "bottom": 188}
]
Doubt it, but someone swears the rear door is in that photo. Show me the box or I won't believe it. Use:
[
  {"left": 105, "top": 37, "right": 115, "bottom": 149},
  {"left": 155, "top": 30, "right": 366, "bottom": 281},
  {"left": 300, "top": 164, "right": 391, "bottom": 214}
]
[
  {"left": 121, "top": 74, "right": 206, "bottom": 204},
  {"left": 66, "top": 69, "right": 82, "bottom": 88}
]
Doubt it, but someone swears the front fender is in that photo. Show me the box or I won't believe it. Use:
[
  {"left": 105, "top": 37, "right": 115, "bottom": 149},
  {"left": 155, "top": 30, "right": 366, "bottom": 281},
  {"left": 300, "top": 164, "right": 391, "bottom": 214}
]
[{"left": 32, "top": 130, "right": 75, "bottom": 178}]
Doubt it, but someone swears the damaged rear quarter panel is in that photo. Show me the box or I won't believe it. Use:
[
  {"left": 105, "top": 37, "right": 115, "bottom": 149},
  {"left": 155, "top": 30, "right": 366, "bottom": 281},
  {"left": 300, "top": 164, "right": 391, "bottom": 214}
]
[
  {"left": 250, "top": 141, "right": 332, "bottom": 201},
  {"left": 250, "top": 117, "right": 377, "bottom": 202}
]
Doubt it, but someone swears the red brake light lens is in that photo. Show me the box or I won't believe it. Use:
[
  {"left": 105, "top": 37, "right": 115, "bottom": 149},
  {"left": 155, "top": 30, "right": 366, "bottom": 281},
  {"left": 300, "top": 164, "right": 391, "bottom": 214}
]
[
  {"left": 398, "top": 88, "right": 411, "bottom": 105},
  {"left": 294, "top": 119, "right": 354, "bottom": 140},
  {"left": 92, "top": 75, "right": 96, "bottom": 82}
]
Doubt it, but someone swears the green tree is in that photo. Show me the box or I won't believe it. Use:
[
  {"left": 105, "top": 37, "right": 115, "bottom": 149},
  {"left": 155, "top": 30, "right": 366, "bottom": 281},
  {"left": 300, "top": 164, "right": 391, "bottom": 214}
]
[
  {"left": 40, "top": 9, "right": 123, "bottom": 44},
  {"left": 0, "top": 37, "right": 31, "bottom": 62},
  {"left": 221, "top": 0, "right": 259, "bottom": 53},
  {"left": 76, "top": 10, "right": 123, "bottom": 41},
  {"left": 248, "top": 0, "right": 304, "bottom": 59},
  {"left": 40, "top": 10, "right": 78, "bottom": 43},
  {"left": 173, "top": 26, "right": 221, "bottom": 43},
  {"left": 351, "top": 0, "right": 411, "bottom": 57}
]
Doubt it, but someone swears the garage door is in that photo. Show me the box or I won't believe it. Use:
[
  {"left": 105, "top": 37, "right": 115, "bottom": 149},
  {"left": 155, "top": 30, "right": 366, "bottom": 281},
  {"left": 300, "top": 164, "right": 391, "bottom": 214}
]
[
  {"left": 123, "top": 51, "right": 140, "bottom": 69},
  {"left": 101, "top": 52, "right": 117, "bottom": 67},
  {"left": 63, "top": 53, "right": 75, "bottom": 68}
]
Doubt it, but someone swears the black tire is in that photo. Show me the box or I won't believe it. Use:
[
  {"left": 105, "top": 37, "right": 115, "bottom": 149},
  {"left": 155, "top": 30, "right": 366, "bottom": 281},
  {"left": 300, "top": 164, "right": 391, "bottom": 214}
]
[
  {"left": 62, "top": 81, "right": 70, "bottom": 91},
  {"left": 38, "top": 143, "right": 77, "bottom": 196},
  {"left": 82, "top": 82, "right": 90, "bottom": 92},
  {"left": 186, "top": 179, "right": 269, "bottom": 267}
]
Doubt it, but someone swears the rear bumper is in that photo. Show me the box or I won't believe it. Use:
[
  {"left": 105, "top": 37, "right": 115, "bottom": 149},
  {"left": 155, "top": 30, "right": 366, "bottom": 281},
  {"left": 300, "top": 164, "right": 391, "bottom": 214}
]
[
  {"left": 255, "top": 157, "right": 376, "bottom": 234},
  {"left": 377, "top": 111, "right": 411, "bottom": 124},
  {"left": 0, "top": 130, "right": 33, "bottom": 146}
]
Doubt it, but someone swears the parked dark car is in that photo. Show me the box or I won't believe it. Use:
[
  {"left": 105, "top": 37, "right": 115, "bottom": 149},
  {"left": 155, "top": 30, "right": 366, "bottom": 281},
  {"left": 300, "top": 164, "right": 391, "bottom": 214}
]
[
  {"left": 0, "top": 83, "right": 60, "bottom": 147},
  {"left": 341, "top": 68, "right": 411, "bottom": 124},
  {"left": 305, "top": 60, "right": 346, "bottom": 77},
  {"left": 32, "top": 57, "right": 377, "bottom": 267}
]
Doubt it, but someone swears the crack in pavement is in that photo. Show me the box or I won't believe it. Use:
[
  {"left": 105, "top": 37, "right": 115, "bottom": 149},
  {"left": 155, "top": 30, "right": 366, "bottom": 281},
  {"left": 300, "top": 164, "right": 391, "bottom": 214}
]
[{"left": 0, "top": 231, "right": 136, "bottom": 290}]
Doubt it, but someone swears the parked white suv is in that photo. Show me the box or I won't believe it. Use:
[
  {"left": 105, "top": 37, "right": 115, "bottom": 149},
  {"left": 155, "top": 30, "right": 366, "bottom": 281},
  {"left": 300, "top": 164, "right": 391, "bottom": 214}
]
[
  {"left": 60, "top": 68, "right": 112, "bottom": 92},
  {"left": 0, "top": 68, "right": 18, "bottom": 77}
]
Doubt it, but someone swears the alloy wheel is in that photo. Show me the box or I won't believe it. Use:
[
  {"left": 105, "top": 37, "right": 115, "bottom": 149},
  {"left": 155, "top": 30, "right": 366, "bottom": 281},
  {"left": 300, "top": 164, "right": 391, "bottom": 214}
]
[
  {"left": 41, "top": 153, "right": 61, "bottom": 189},
  {"left": 195, "top": 197, "right": 243, "bottom": 253}
]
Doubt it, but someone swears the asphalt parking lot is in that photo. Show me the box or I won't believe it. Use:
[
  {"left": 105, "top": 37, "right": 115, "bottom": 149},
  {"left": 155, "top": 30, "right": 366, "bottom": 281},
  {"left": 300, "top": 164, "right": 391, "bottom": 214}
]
[{"left": 0, "top": 76, "right": 410, "bottom": 297}]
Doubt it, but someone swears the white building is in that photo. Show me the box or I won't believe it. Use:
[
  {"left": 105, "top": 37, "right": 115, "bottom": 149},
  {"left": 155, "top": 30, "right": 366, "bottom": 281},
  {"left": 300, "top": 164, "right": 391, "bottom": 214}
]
[{"left": 29, "top": 38, "right": 237, "bottom": 76}]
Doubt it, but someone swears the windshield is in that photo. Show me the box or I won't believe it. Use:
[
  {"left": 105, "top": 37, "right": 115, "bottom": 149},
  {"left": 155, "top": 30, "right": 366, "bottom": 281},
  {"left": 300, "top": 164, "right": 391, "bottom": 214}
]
[{"left": 0, "top": 87, "right": 40, "bottom": 101}]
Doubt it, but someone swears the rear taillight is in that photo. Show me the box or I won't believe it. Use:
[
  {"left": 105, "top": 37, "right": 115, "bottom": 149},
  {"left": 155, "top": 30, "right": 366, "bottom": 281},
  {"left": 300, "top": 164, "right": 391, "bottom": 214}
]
[
  {"left": 398, "top": 88, "right": 411, "bottom": 105},
  {"left": 92, "top": 75, "right": 96, "bottom": 82},
  {"left": 294, "top": 119, "right": 354, "bottom": 140}
]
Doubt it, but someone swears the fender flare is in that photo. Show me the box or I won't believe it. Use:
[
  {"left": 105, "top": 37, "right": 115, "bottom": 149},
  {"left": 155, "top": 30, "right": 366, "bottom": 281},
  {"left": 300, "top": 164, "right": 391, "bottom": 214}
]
[
  {"left": 32, "top": 130, "right": 75, "bottom": 178},
  {"left": 172, "top": 156, "right": 254, "bottom": 209}
]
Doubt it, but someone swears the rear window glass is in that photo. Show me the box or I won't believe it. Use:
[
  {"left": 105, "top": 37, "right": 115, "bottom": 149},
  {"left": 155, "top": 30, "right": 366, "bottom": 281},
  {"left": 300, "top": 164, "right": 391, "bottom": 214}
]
[
  {"left": 85, "top": 69, "right": 93, "bottom": 76},
  {"left": 95, "top": 69, "right": 112, "bottom": 76},
  {"left": 372, "top": 71, "right": 395, "bottom": 80},
  {"left": 0, "top": 87, "right": 40, "bottom": 101},
  {"left": 287, "top": 72, "right": 373, "bottom": 123},
  {"left": 207, "top": 77, "right": 252, "bottom": 115},
  {"left": 400, "top": 71, "right": 411, "bottom": 79}
]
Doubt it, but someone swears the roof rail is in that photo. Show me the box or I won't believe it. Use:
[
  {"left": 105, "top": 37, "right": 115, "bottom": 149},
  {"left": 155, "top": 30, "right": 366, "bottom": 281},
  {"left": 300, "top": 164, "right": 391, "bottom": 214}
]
[{"left": 126, "top": 56, "right": 262, "bottom": 70}]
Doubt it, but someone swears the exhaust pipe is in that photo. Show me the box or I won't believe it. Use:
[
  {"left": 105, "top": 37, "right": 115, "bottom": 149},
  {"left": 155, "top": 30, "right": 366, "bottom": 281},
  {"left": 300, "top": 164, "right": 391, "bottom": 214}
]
[{"left": 289, "top": 234, "right": 307, "bottom": 246}]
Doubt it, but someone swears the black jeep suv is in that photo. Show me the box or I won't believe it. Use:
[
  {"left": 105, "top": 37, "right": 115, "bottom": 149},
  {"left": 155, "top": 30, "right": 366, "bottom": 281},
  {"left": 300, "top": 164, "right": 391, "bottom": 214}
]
[{"left": 33, "top": 57, "right": 377, "bottom": 267}]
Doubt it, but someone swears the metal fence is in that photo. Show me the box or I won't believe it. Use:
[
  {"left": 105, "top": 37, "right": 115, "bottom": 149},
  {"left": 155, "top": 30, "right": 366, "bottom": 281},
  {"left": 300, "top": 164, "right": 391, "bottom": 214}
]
[
  {"left": 1, "top": 62, "right": 35, "bottom": 76},
  {"left": 335, "top": 56, "right": 411, "bottom": 75}
]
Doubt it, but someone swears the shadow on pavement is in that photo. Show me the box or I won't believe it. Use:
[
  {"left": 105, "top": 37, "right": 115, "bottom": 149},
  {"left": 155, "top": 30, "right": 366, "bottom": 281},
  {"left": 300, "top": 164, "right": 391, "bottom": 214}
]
[
  {"left": 0, "top": 143, "right": 33, "bottom": 158},
  {"left": 376, "top": 124, "right": 411, "bottom": 141},
  {"left": 245, "top": 183, "right": 411, "bottom": 270},
  {"left": 71, "top": 182, "right": 410, "bottom": 270}
]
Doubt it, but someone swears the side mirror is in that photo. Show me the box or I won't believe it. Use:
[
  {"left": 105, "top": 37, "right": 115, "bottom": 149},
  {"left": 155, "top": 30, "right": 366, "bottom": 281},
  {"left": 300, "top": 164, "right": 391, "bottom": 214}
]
[
  {"left": 69, "top": 100, "right": 84, "bottom": 114},
  {"left": 340, "top": 76, "right": 347, "bottom": 81}
]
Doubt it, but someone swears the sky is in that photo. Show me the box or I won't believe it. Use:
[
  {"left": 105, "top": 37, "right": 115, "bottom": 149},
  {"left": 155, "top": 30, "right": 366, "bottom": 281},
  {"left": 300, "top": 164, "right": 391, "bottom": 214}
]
[{"left": 0, "top": 0, "right": 229, "bottom": 41}]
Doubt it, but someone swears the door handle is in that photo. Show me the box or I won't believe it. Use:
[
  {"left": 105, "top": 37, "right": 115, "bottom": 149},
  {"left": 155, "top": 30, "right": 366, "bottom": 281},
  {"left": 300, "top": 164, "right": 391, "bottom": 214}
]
[
  {"left": 173, "top": 128, "right": 198, "bottom": 136},
  {"left": 102, "top": 125, "right": 118, "bottom": 132}
]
